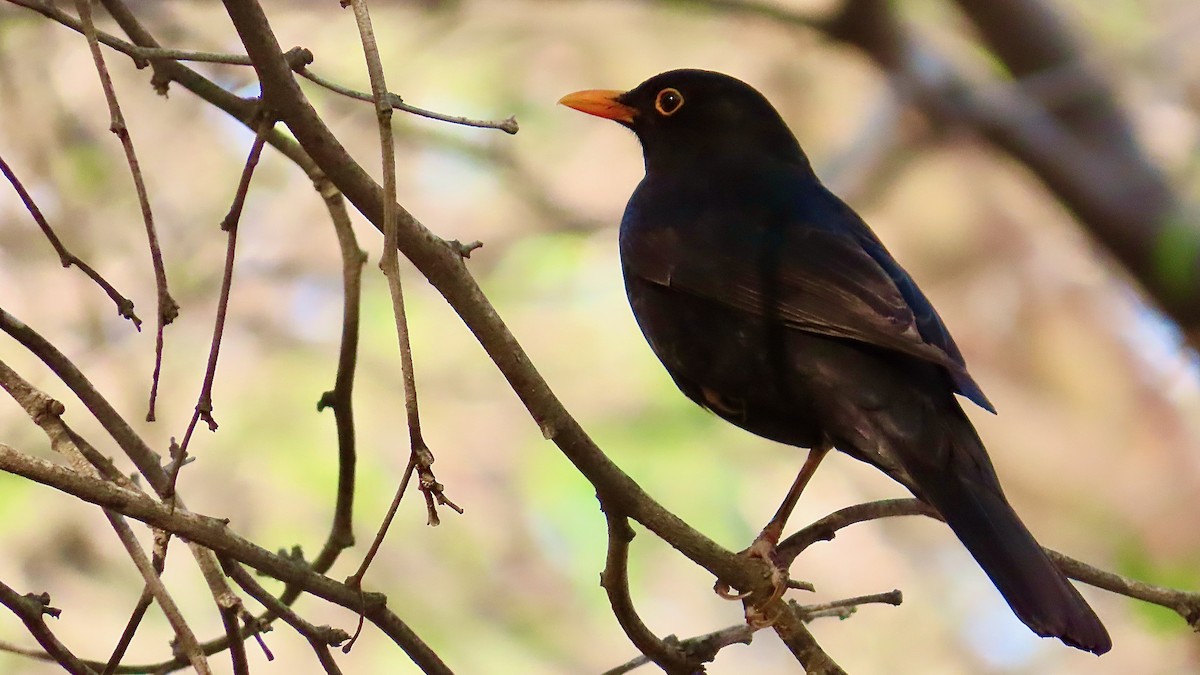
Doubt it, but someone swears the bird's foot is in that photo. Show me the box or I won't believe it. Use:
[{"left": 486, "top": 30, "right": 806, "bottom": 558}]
[{"left": 714, "top": 530, "right": 803, "bottom": 620}]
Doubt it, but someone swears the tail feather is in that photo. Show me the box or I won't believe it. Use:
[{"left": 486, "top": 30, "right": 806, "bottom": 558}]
[{"left": 904, "top": 428, "right": 1112, "bottom": 655}]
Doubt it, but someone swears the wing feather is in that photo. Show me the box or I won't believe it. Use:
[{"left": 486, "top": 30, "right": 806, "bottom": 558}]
[{"left": 622, "top": 222, "right": 994, "bottom": 412}]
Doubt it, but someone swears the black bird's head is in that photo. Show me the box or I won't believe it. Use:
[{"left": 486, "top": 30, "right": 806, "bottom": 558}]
[{"left": 559, "top": 69, "right": 809, "bottom": 174}]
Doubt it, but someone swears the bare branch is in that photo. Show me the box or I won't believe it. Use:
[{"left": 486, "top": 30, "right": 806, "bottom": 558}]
[
  {"left": 296, "top": 67, "right": 518, "bottom": 134},
  {"left": 792, "top": 589, "right": 904, "bottom": 622},
  {"left": 1050, "top": 551, "right": 1200, "bottom": 630},
  {"left": 0, "top": 152, "right": 141, "bottom": 329},
  {"left": 106, "top": 512, "right": 212, "bottom": 674},
  {"left": 0, "top": 586, "right": 95, "bottom": 675},
  {"left": 0, "top": 359, "right": 210, "bottom": 673},
  {"left": 307, "top": 186, "right": 366, "bottom": 583},
  {"left": 601, "top": 512, "right": 695, "bottom": 674},
  {"left": 102, "top": 532, "right": 170, "bottom": 674},
  {"left": 223, "top": 558, "right": 349, "bottom": 674},
  {"left": 167, "top": 110, "right": 275, "bottom": 497},
  {"left": 71, "top": 0, "right": 178, "bottom": 420},
  {"left": 0, "top": 443, "right": 453, "bottom": 674}
]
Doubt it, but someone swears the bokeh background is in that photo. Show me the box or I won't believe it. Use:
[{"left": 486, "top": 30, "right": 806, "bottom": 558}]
[{"left": 1, "top": 0, "right": 1199, "bottom": 673}]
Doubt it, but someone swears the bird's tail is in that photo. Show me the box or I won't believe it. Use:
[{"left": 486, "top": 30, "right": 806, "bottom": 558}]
[{"left": 902, "top": 420, "right": 1112, "bottom": 655}]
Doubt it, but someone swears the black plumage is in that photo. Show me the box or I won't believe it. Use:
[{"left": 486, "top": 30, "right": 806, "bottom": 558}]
[{"left": 560, "top": 69, "right": 1110, "bottom": 654}]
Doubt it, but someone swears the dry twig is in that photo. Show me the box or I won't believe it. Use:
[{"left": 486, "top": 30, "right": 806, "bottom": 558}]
[{"left": 71, "top": 0, "right": 178, "bottom": 419}]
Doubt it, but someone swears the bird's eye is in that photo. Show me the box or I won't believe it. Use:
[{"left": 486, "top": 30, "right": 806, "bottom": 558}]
[{"left": 654, "top": 88, "right": 684, "bottom": 116}]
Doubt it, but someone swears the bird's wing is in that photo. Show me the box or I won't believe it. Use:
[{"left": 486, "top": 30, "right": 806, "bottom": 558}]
[{"left": 622, "top": 221, "right": 995, "bottom": 412}]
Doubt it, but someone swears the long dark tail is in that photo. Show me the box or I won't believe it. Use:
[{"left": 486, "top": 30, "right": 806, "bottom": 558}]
[{"left": 901, "top": 417, "right": 1112, "bottom": 655}]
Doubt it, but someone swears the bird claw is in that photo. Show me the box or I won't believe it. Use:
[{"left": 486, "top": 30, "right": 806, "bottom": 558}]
[
  {"left": 714, "top": 579, "right": 752, "bottom": 600},
  {"left": 713, "top": 533, "right": 798, "bottom": 612}
]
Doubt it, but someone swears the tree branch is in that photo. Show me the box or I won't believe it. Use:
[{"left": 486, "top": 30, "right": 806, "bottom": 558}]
[
  {"left": 296, "top": 66, "right": 518, "bottom": 134},
  {"left": 71, "top": 0, "right": 178, "bottom": 419},
  {"left": 0, "top": 359, "right": 210, "bottom": 673},
  {"left": 0, "top": 152, "right": 141, "bottom": 329},
  {"left": 0, "top": 443, "right": 454, "bottom": 675},
  {"left": 0, "top": 586, "right": 94, "bottom": 675},
  {"left": 601, "top": 512, "right": 695, "bottom": 674}
]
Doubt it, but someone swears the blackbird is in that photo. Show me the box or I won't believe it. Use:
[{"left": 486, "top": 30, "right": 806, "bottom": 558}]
[{"left": 559, "top": 69, "right": 1110, "bottom": 655}]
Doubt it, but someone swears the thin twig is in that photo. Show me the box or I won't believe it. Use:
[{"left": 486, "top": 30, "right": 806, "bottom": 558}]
[
  {"left": 792, "top": 589, "right": 904, "bottom": 622},
  {"left": 5, "top": 0, "right": 252, "bottom": 69},
  {"left": 0, "top": 152, "right": 141, "bottom": 329},
  {"left": 166, "top": 110, "right": 275, "bottom": 497},
  {"left": 71, "top": 0, "right": 178, "bottom": 421},
  {"left": 306, "top": 185, "right": 365, "bottom": 587},
  {"left": 119, "top": 46, "right": 252, "bottom": 66},
  {"left": 340, "top": 0, "right": 404, "bottom": 617},
  {"left": 103, "top": 531, "right": 170, "bottom": 674},
  {"left": 343, "top": 457, "right": 418, "bottom": 650},
  {"left": 296, "top": 66, "right": 518, "bottom": 134},
  {"left": 602, "top": 624, "right": 756, "bottom": 675},
  {"left": 224, "top": 559, "right": 349, "bottom": 648},
  {"left": 341, "top": 0, "right": 458, "bottom": 616}
]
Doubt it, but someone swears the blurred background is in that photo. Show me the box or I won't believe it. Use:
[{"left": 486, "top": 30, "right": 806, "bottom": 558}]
[{"left": 1, "top": 0, "right": 1199, "bottom": 672}]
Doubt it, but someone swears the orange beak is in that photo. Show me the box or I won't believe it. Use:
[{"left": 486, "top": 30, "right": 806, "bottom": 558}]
[{"left": 558, "top": 89, "right": 636, "bottom": 124}]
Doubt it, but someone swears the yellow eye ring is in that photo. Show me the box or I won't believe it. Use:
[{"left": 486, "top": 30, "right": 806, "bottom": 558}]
[{"left": 655, "top": 88, "right": 684, "bottom": 116}]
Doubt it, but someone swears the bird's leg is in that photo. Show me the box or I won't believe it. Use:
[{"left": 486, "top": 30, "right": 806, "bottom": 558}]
[
  {"left": 716, "top": 445, "right": 830, "bottom": 610},
  {"left": 758, "top": 444, "right": 830, "bottom": 552}
]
